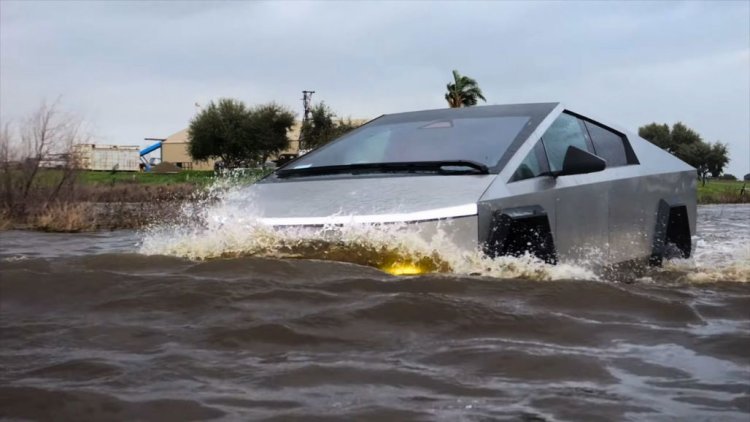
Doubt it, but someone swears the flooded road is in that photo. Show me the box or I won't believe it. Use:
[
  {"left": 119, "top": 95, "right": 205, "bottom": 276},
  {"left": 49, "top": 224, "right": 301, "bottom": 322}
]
[{"left": 1, "top": 204, "right": 748, "bottom": 421}]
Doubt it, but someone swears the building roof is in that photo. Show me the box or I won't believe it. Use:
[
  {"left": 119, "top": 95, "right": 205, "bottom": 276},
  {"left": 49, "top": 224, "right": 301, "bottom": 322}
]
[
  {"left": 73, "top": 143, "right": 140, "bottom": 150},
  {"left": 163, "top": 128, "right": 189, "bottom": 144}
]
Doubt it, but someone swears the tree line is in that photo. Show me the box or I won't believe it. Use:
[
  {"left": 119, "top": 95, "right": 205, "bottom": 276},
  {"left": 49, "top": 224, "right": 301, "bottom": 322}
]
[
  {"left": 638, "top": 122, "right": 730, "bottom": 183},
  {"left": 187, "top": 98, "right": 358, "bottom": 169},
  {"left": 187, "top": 70, "right": 731, "bottom": 178},
  {"left": 187, "top": 70, "right": 488, "bottom": 168}
]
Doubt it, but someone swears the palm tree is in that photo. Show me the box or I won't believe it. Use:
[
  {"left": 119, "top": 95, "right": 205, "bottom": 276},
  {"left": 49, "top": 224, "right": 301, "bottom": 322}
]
[{"left": 445, "top": 70, "right": 487, "bottom": 108}]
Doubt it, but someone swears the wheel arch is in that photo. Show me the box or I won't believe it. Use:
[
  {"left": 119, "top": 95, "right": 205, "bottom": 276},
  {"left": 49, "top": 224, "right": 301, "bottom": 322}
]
[
  {"left": 650, "top": 199, "right": 692, "bottom": 266},
  {"left": 483, "top": 205, "right": 557, "bottom": 264}
]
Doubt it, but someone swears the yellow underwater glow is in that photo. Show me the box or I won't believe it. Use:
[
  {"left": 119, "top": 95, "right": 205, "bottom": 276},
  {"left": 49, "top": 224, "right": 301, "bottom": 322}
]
[{"left": 382, "top": 263, "right": 426, "bottom": 276}]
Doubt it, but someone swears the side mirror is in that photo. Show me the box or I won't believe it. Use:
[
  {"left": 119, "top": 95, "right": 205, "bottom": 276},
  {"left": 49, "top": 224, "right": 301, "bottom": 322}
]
[{"left": 559, "top": 145, "right": 606, "bottom": 176}]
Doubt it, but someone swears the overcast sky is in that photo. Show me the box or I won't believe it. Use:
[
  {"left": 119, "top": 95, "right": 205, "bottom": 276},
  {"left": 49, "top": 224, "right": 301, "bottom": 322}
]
[{"left": 1, "top": 0, "right": 748, "bottom": 176}]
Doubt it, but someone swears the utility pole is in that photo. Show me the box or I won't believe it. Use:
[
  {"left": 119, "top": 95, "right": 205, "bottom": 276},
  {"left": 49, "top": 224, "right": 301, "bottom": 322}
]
[{"left": 299, "top": 90, "right": 315, "bottom": 151}]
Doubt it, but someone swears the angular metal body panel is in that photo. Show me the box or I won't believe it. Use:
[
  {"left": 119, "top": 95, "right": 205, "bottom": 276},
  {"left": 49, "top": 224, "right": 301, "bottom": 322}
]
[
  {"left": 250, "top": 102, "right": 697, "bottom": 267},
  {"left": 248, "top": 175, "right": 494, "bottom": 221}
]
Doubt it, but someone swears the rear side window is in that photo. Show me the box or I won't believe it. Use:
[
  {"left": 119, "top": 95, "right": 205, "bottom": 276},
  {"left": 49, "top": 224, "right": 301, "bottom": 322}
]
[
  {"left": 541, "top": 113, "right": 592, "bottom": 172},
  {"left": 584, "top": 121, "right": 639, "bottom": 166}
]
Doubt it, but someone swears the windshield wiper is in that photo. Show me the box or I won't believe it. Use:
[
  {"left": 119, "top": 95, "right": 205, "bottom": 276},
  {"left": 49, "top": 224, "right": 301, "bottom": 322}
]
[{"left": 275, "top": 160, "right": 489, "bottom": 178}]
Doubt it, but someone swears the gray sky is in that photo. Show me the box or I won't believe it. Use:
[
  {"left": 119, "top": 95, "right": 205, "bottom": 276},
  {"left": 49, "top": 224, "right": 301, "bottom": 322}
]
[{"left": 1, "top": 0, "right": 749, "bottom": 176}]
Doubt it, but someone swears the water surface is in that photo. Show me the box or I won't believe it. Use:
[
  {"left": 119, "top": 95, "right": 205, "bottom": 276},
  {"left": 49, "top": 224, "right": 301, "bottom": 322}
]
[{"left": 1, "top": 204, "right": 748, "bottom": 421}]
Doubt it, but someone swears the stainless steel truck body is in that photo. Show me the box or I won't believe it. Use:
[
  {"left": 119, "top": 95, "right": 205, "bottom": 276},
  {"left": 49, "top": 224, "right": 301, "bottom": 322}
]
[{"left": 249, "top": 103, "right": 696, "bottom": 265}]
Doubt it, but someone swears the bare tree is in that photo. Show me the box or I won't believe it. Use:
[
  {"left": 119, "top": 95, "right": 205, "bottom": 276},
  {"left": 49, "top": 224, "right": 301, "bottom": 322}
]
[
  {"left": 0, "top": 122, "right": 16, "bottom": 211},
  {"left": 0, "top": 100, "right": 88, "bottom": 218}
]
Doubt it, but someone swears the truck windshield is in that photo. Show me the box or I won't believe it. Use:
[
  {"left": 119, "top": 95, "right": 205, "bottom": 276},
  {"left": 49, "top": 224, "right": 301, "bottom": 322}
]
[{"left": 288, "top": 115, "right": 531, "bottom": 172}]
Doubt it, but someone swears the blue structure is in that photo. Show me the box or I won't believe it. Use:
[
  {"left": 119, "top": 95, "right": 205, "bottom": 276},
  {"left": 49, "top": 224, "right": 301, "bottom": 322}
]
[{"left": 139, "top": 141, "right": 163, "bottom": 171}]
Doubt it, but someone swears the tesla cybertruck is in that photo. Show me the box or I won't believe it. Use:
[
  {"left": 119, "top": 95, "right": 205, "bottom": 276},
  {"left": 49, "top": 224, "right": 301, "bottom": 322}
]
[{"left": 250, "top": 103, "right": 696, "bottom": 267}]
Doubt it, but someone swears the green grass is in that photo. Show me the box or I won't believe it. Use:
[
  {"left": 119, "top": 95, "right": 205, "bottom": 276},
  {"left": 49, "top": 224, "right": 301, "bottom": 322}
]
[
  {"left": 77, "top": 168, "right": 271, "bottom": 185},
  {"left": 79, "top": 170, "right": 217, "bottom": 185},
  {"left": 697, "top": 180, "right": 748, "bottom": 204},
  {"left": 18, "top": 169, "right": 270, "bottom": 188}
]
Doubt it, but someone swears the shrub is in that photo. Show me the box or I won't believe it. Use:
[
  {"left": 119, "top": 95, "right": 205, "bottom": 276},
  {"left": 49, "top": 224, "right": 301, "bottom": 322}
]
[{"left": 718, "top": 174, "right": 737, "bottom": 181}]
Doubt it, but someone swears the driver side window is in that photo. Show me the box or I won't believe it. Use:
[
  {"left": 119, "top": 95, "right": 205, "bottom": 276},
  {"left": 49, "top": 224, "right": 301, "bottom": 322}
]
[
  {"left": 511, "top": 112, "right": 593, "bottom": 181},
  {"left": 541, "top": 113, "right": 592, "bottom": 172}
]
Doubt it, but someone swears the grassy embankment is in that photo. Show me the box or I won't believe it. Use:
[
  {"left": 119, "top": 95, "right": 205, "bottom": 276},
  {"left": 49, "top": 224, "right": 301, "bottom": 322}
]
[
  {"left": 697, "top": 180, "right": 747, "bottom": 204},
  {"left": 0, "top": 169, "right": 266, "bottom": 232}
]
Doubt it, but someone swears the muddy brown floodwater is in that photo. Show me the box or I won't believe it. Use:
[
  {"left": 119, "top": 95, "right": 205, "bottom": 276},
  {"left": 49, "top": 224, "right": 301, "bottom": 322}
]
[{"left": 1, "top": 204, "right": 748, "bottom": 421}]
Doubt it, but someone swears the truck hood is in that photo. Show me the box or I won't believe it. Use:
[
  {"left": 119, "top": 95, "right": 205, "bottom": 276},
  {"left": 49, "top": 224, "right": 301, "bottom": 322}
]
[{"left": 245, "top": 175, "right": 496, "bottom": 225}]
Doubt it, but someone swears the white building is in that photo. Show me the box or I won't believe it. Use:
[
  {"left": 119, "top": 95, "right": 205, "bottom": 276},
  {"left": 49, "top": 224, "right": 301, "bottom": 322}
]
[{"left": 73, "top": 144, "right": 140, "bottom": 171}]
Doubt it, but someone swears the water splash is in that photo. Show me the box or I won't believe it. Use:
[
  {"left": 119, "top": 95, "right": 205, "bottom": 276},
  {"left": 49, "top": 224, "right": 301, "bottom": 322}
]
[
  {"left": 139, "top": 183, "right": 597, "bottom": 281},
  {"left": 656, "top": 204, "right": 750, "bottom": 283},
  {"left": 661, "top": 241, "right": 750, "bottom": 283},
  {"left": 139, "top": 183, "right": 748, "bottom": 283}
]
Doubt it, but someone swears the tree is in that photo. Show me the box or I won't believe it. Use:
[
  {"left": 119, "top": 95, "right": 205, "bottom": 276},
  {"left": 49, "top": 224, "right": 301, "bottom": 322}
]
[
  {"left": 638, "top": 123, "right": 674, "bottom": 152},
  {"left": 188, "top": 99, "right": 250, "bottom": 167},
  {"left": 1, "top": 100, "right": 86, "bottom": 217},
  {"left": 300, "top": 102, "right": 358, "bottom": 150},
  {"left": 670, "top": 122, "right": 702, "bottom": 149},
  {"left": 679, "top": 141, "right": 712, "bottom": 184},
  {"left": 188, "top": 98, "right": 295, "bottom": 168},
  {"left": 445, "top": 69, "right": 486, "bottom": 108},
  {"left": 249, "top": 103, "right": 296, "bottom": 165},
  {"left": 638, "top": 121, "right": 731, "bottom": 185},
  {"left": 706, "top": 142, "right": 729, "bottom": 178}
]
